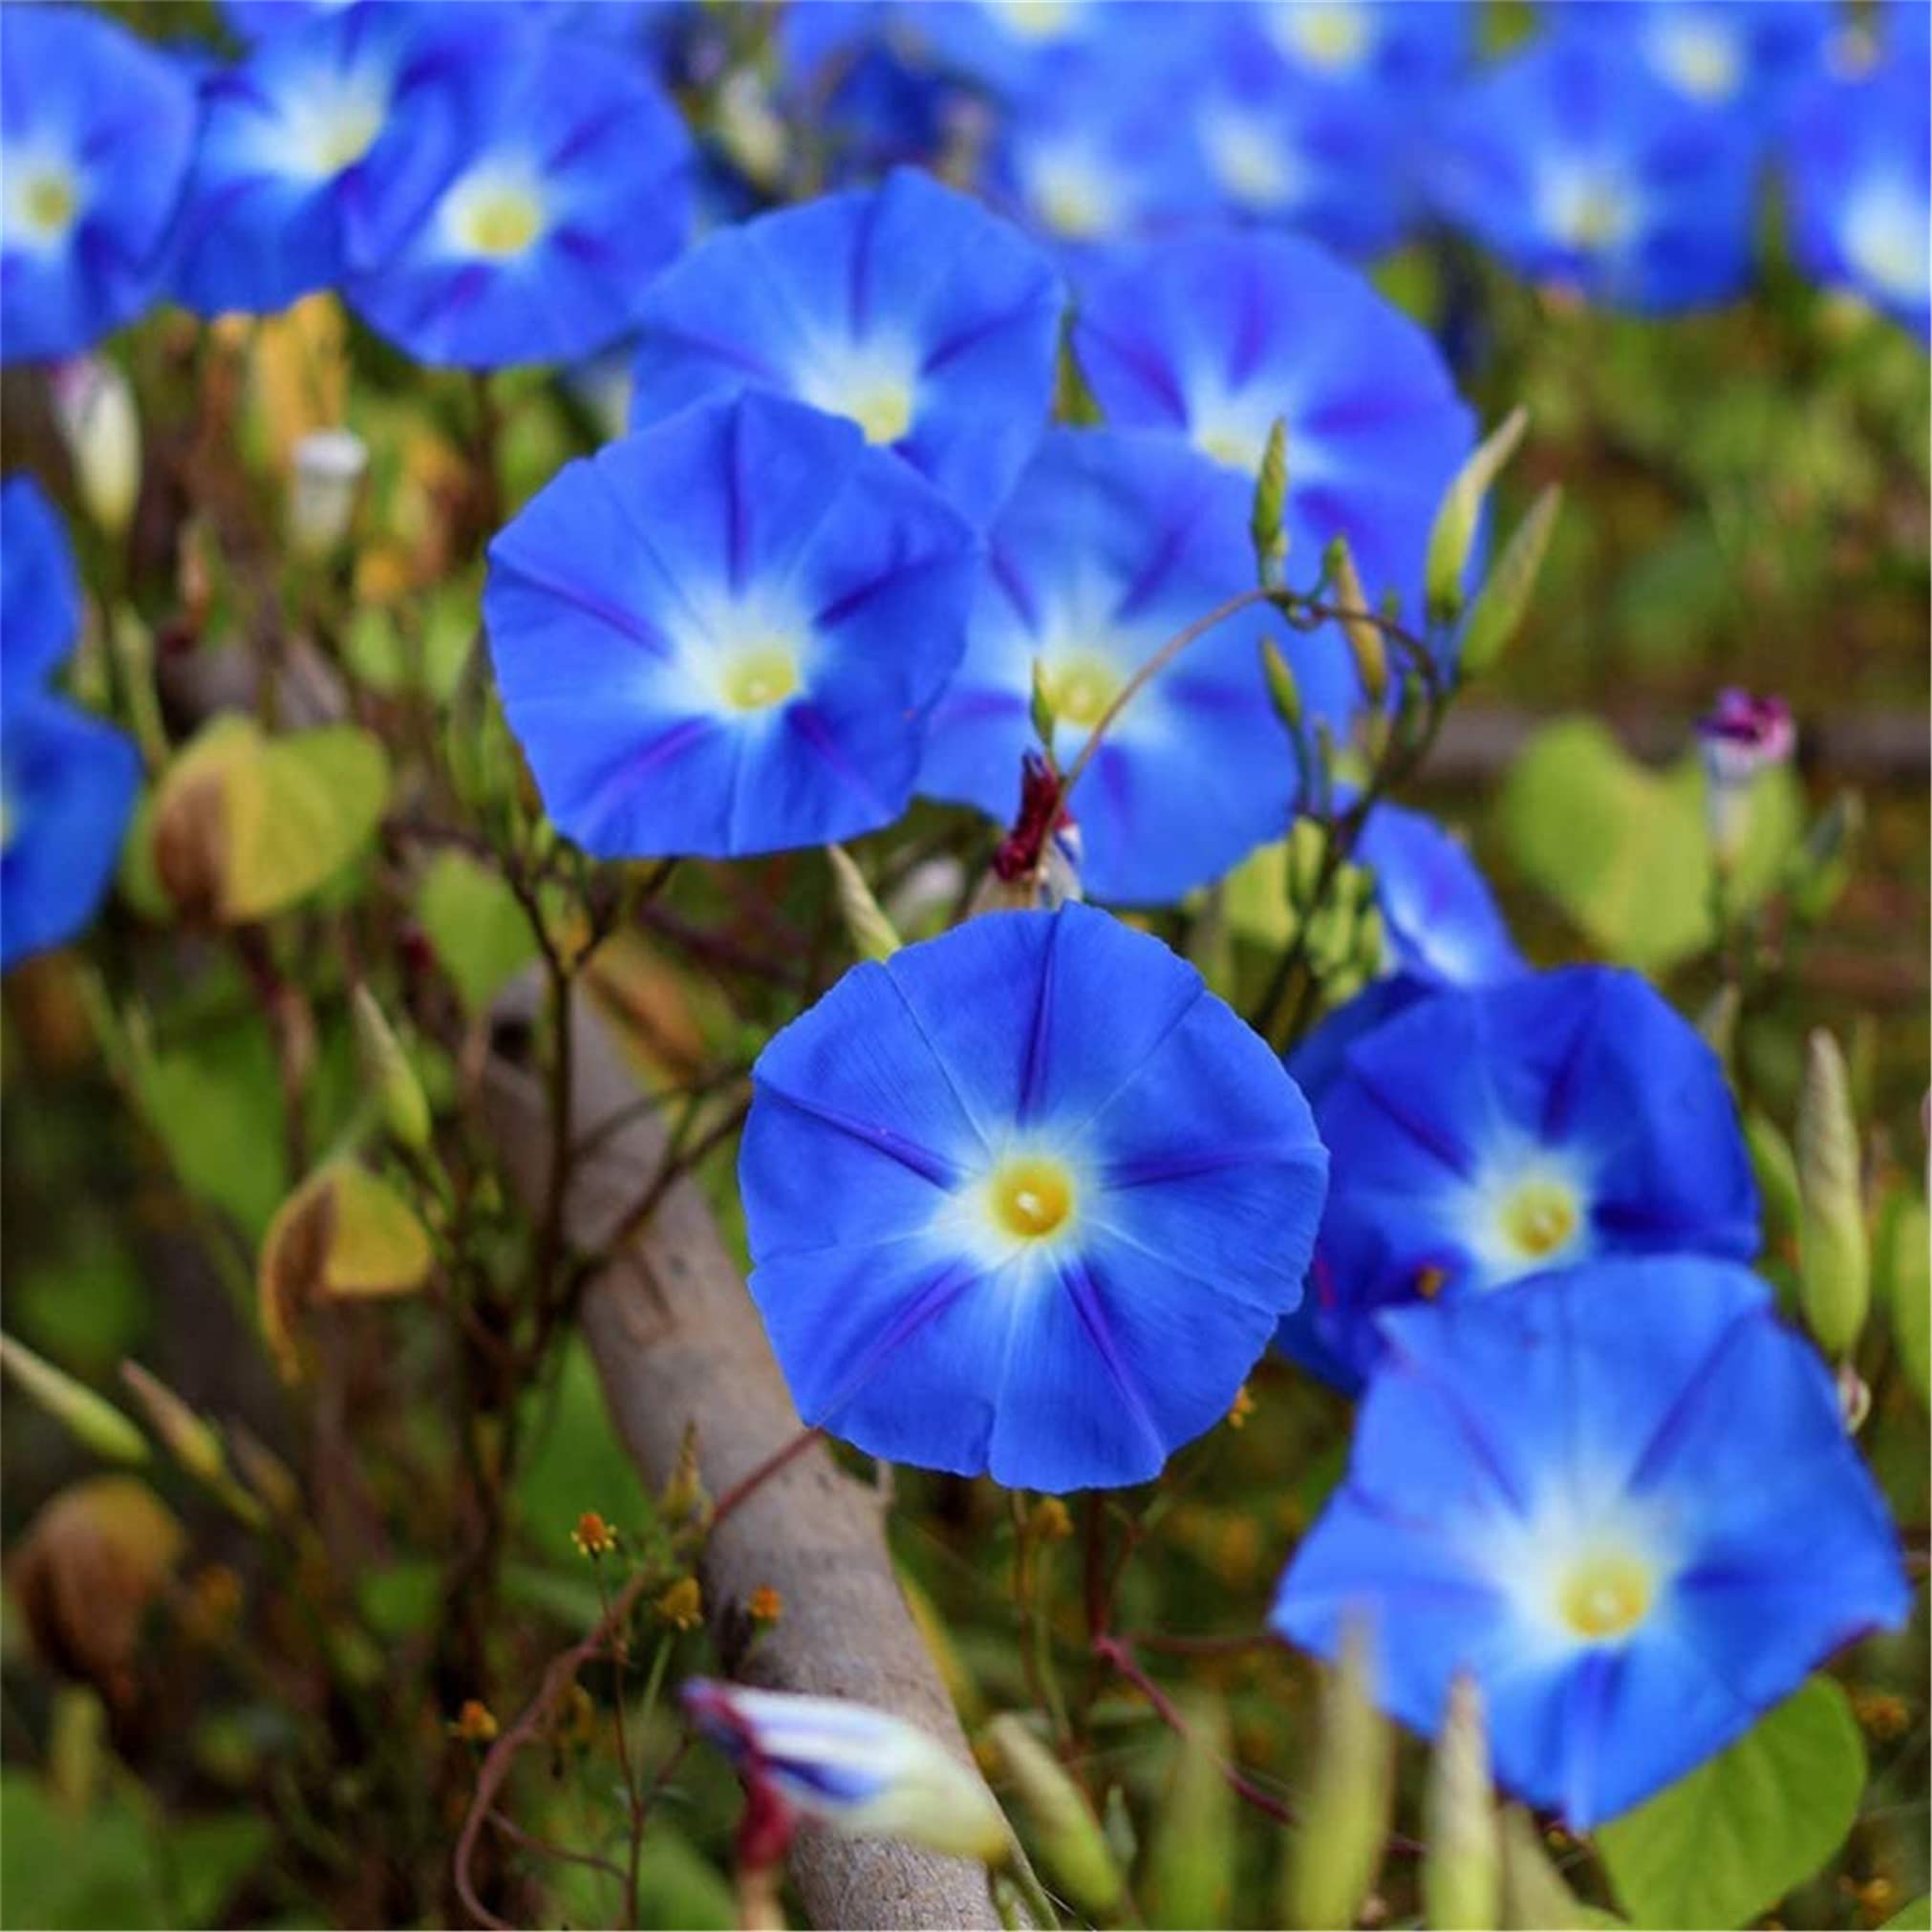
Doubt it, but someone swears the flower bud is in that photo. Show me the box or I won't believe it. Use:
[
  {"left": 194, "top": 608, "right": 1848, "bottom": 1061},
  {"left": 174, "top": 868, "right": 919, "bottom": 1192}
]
[
  {"left": 1260, "top": 636, "right": 1302, "bottom": 735},
  {"left": 1028, "top": 657, "right": 1059, "bottom": 751},
  {"left": 1250, "top": 418, "right": 1289, "bottom": 586},
  {"left": 1424, "top": 1675, "right": 1498, "bottom": 1932},
  {"left": 826, "top": 844, "right": 903, "bottom": 964},
  {"left": 1283, "top": 1621, "right": 1392, "bottom": 1931},
  {"left": 287, "top": 428, "right": 368, "bottom": 561},
  {"left": 1458, "top": 483, "right": 1561, "bottom": 676},
  {"left": 50, "top": 354, "right": 140, "bottom": 539},
  {"left": 117, "top": 1361, "right": 225, "bottom": 1487},
  {"left": 352, "top": 984, "right": 433, "bottom": 1151},
  {"left": 1426, "top": 406, "right": 1527, "bottom": 627},
  {"left": 682, "top": 1680, "right": 1010, "bottom": 1863},
  {"left": 1696, "top": 689, "right": 1794, "bottom": 871},
  {"left": 1796, "top": 1029, "right": 1869, "bottom": 1357},
  {"left": 986, "top": 1713, "right": 1121, "bottom": 1917},
  {"left": 1325, "top": 536, "right": 1388, "bottom": 706},
  {"left": 0, "top": 1335, "right": 147, "bottom": 1467}
]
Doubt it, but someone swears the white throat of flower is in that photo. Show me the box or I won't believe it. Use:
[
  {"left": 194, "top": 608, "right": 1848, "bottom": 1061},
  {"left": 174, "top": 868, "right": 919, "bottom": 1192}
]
[
  {"left": 794, "top": 338, "right": 921, "bottom": 448},
  {"left": 1453, "top": 1144, "right": 1594, "bottom": 1288},
  {"left": 441, "top": 161, "right": 549, "bottom": 263}
]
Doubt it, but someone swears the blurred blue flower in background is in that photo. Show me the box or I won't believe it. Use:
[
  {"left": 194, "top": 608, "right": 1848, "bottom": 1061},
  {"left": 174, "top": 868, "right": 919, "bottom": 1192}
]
[
  {"left": 1, "top": 478, "right": 138, "bottom": 971},
  {"left": 1273, "top": 1260, "right": 1910, "bottom": 1826},
  {"left": 173, "top": 4, "right": 470, "bottom": 317},
  {"left": 344, "top": 17, "right": 692, "bottom": 367},
  {"left": 1431, "top": 38, "right": 1760, "bottom": 312},
  {"left": 1072, "top": 231, "right": 1475, "bottom": 654},
  {"left": 483, "top": 392, "right": 977, "bottom": 860},
  {"left": 1558, "top": 1, "right": 1834, "bottom": 122},
  {"left": 741, "top": 902, "right": 1327, "bottom": 1490},
  {"left": 1287, "top": 966, "right": 1760, "bottom": 1387},
  {"left": 1248, "top": 0, "right": 1473, "bottom": 96},
  {"left": 629, "top": 168, "right": 1063, "bottom": 526},
  {"left": 1, "top": 477, "right": 83, "bottom": 687},
  {"left": 0, "top": 6, "right": 198, "bottom": 363},
  {"left": 220, "top": 0, "right": 357, "bottom": 41},
  {"left": 1786, "top": 60, "right": 1930, "bottom": 341},
  {"left": 919, "top": 428, "right": 1342, "bottom": 906}
]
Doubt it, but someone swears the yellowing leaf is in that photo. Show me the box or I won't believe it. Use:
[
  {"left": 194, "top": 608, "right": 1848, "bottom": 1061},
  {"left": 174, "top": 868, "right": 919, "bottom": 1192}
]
[
  {"left": 150, "top": 718, "right": 389, "bottom": 926},
  {"left": 257, "top": 1161, "right": 432, "bottom": 1380}
]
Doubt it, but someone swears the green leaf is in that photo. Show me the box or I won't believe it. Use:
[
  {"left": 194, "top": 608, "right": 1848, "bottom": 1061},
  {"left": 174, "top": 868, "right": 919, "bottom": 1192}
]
[
  {"left": 1596, "top": 1677, "right": 1865, "bottom": 1930},
  {"left": 1496, "top": 717, "right": 1801, "bottom": 971},
  {"left": 416, "top": 849, "right": 537, "bottom": 1016},
  {"left": 134, "top": 1018, "right": 289, "bottom": 1238},
  {"left": 0, "top": 1772, "right": 163, "bottom": 1930},
  {"left": 1881, "top": 1897, "right": 1931, "bottom": 1931}
]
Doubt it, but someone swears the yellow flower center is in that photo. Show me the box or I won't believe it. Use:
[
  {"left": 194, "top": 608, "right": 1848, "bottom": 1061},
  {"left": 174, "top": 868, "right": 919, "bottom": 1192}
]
[
  {"left": 1496, "top": 1177, "right": 1580, "bottom": 1262},
  {"left": 1042, "top": 654, "right": 1121, "bottom": 730},
  {"left": 311, "top": 98, "right": 383, "bottom": 175},
  {"left": 1553, "top": 182, "right": 1632, "bottom": 253},
  {"left": 1654, "top": 22, "right": 1741, "bottom": 100},
  {"left": 1193, "top": 422, "right": 1267, "bottom": 474},
  {"left": 1283, "top": 2, "right": 1371, "bottom": 72},
  {"left": 719, "top": 644, "right": 800, "bottom": 714},
  {"left": 1557, "top": 1550, "right": 1654, "bottom": 1640},
  {"left": 986, "top": 1155, "right": 1077, "bottom": 1241},
  {"left": 847, "top": 379, "right": 913, "bottom": 447},
  {"left": 460, "top": 184, "right": 544, "bottom": 260},
  {"left": 21, "top": 167, "right": 76, "bottom": 241}
]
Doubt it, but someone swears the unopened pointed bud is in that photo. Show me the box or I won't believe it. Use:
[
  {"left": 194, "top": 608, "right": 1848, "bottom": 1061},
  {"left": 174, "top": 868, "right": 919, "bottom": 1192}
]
[
  {"left": 0, "top": 1335, "right": 147, "bottom": 1467},
  {"left": 826, "top": 845, "right": 903, "bottom": 964},
  {"left": 118, "top": 1362, "right": 225, "bottom": 1487},
  {"left": 1284, "top": 1621, "right": 1393, "bottom": 1931},
  {"left": 1426, "top": 405, "right": 1529, "bottom": 627},
  {"left": 352, "top": 984, "right": 432, "bottom": 1152},
  {"left": 1424, "top": 1675, "right": 1498, "bottom": 1931},
  {"left": 1797, "top": 1028, "right": 1869, "bottom": 1357},
  {"left": 51, "top": 354, "right": 141, "bottom": 540},
  {"left": 986, "top": 1713, "right": 1122, "bottom": 1917},
  {"left": 1325, "top": 536, "right": 1389, "bottom": 707},
  {"left": 288, "top": 428, "right": 369, "bottom": 561},
  {"left": 1251, "top": 418, "right": 1289, "bottom": 587},
  {"left": 1260, "top": 637, "right": 1302, "bottom": 734}
]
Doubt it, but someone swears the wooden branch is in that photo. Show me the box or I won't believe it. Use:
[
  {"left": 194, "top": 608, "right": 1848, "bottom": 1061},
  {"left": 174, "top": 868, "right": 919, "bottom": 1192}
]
[{"left": 482, "top": 977, "right": 1002, "bottom": 1932}]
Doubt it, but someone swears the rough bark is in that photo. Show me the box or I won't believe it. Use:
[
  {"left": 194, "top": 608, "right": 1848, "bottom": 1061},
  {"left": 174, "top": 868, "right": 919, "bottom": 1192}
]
[{"left": 483, "top": 977, "right": 1002, "bottom": 1932}]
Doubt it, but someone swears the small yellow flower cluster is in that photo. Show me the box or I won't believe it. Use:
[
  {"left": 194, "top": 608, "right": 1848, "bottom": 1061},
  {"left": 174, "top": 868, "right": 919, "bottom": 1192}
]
[
  {"left": 449, "top": 1699, "right": 498, "bottom": 1746},
  {"left": 571, "top": 1511, "right": 617, "bottom": 1559}
]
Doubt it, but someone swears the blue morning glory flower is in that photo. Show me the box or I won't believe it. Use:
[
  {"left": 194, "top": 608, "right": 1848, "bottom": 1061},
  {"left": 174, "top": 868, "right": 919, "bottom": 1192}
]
[
  {"left": 628, "top": 168, "right": 1063, "bottom": 527},
  {"left": 0, "top": 6, "right": 199, "bottom": 363},
  {"left": 1558, "top": 1, "right": 1833, "bottom": 121},
  {"left": 919, "top": 428, "right": 1351, "bottom": 907},
  {"left": 898, "top": 0, "right": 1113, "bottom": 102},
  {"left": 220, "top": 0, "right": 358, "bottom": 41},
  {"left": 2, "top": 692, "right": 140, "bottom": 973},
  {"left": 343, "top": 17, "right": 693, "bottom": 368},
  {"left": 741, "top": 901, "right": 1327, "bottom": 1491},
  {"left": 982, "top": 25, "right": 1213, "bottom": 248},
  {"left": 2, "top": 476, "right": 83, "bottom": 687},
  {"left": 173, "top": 5, "right": 473, "bottom": 318},
  {"left": 1244, "top": 1, "right": 1473, "bottom": 96},
  {"left": 1430, "top": 39, "right": 1760, "bottom": 312},
  {"left": 1287, "top": 966, "right": 1760, "bottom": 1389},
  {"left": 1785, "top": 62, "right": 1930, "bottom": 341},
  {"left": 1072, "top": 231, "right": 1475, "bottom": 645},
  {"left": 1280, "top": 805, "right": 1527, "bottom": 1114},
  {"left": 1272, "top": 1258, "right": 1910, "bottom": 1828},
  {"left": 1355, "top": 805, "right": 1524, "bottom": 991},
  {"left": 483, "top": 391, "right": 977, "bottom": 860}
]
